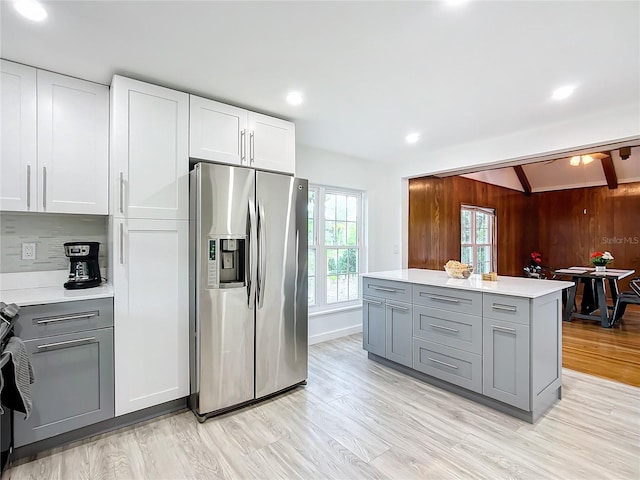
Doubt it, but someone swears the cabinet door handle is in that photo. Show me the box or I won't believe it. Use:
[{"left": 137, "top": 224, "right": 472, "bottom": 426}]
[
  {"left": 387, "top": 303, "right": 409, "bottom": 311},
  {"left": 492, "top": 324, "right": 516, "bottom": 333},
  {"left": 119, "top": 172, "right": 125, "bottom": 213},
  {"left": 250, "top": 131, "right": 255, "bottom": 164},
  {"left": 36, "top": 312, "right": 98, "bottom": 324},
  {"left": 240, "top": 129, "right": 246, "bottom": 163},
  {"left": 42, "top": 166, "right": 47, "bottom": 209},
  {"left": 427, "top": 357, "right": 458, "bottom": 369},
  {"left": 492, "top": 304, "right": 517, "bottom": 312},
  {"left": 362, "top": 298, "right": 382, "bottom": 306},
  {"left": 427, "top": 294, "right": 459, "bottom": 304},
  {"left": 429, "top": 323, "right": 459, "bottom": 333},
  {"left": 26, "top": 165, "right": 31, "bottom": 209},
  {"left": 119, "top": 223, "right": 124, "bottom": 264},
  {"left": 37, "top": 337, "right": 96, "bottom": 351},
  {"left": 371, "top": 286, "right": 397, "bottom": 293}
]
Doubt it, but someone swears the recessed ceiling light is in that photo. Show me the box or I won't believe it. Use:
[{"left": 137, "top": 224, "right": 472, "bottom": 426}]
[
  {"left": 286, "top": 91, "right": 303, "bottom": 106},
  {"left": 551, "top": 85, "right": 576, "bottom": 101},
  {"left": 13, "top": 0, "right": 47, "bottom": 22},
  {"left": 405, "top": 133, "right": 420, "bottom": 144}
]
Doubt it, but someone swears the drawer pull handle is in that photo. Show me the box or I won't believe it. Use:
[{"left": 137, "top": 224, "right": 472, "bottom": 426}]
[
  {"left": 429, "top": 323, "right": 459, "bottom": 333},
  {"left": 492, "top": 304, "right": 517, "bottom": 312},
  {"left": 427, "top": 357, "right": 458, "bottom": 369},
  {"left": 388, "top": 303, "right": 409, "bottom": 311},
  {"left": 371, "top": 286, "right": 397, "bottom": 293},
  {"left": 492, "top": 325, "right": 516, "bottom": 333},
  {"left": 37, "top": 312, "right": 98, "bottom": 324},
  {"left": 362, "top": 298, "right": 383, "bottom": 306},
  {"left": 36, "top": 337, "right": 96, "bottom": 350},
  {"left": 427, "top": 294, "right": 460, "bottom": 304}
]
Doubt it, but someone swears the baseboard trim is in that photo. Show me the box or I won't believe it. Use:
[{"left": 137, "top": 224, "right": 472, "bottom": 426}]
[{"left": 309, "top": 325, "right": 362, "bottom": 345}]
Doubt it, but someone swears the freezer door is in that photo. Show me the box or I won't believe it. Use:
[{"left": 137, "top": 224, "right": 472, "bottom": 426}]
[
  {"left": 255, "top": 172, "right": 308, "bottom": 398},
  {"left": 191, "top": 162, "right": 256, "bottom": 414}
]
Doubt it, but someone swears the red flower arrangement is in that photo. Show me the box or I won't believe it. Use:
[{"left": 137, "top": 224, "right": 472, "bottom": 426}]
[{"left": 530, "top": 251, "right": 542, "bottom": 265}]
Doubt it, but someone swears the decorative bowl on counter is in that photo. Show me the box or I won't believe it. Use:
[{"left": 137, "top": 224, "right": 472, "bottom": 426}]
[{"left": 444, "top": 260, "right": 474, "bottom": 279}]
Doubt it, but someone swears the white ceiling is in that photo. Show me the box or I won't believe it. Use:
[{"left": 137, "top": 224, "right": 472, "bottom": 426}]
[
  {"left": 462, "top": 146, "right": 640, "bottom": 193},
  {"left": 1, "top": 1, "right": 639, "bottom": 164}
]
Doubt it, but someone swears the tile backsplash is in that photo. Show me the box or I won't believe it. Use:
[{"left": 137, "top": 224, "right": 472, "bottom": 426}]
[{"left": 0, "top": 212, "right": 108, "bottom": 273}]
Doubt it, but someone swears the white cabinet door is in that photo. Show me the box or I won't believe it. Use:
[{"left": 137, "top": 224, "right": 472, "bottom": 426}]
[
  {"left": 111, "top": 76, "right": 189, "bottom": 220},
  {"left": 248, "top": 112, "right": 295, "bottom": 174},
  {"left": 113, "top": 218, "right": 189, "bottom": 416},
  {"left": 189, "top": 95, "right": 247, "bottom": 166},
  {"left": 37, "top": 71, "right": 109, "bottom": 214},
  {"left": 0, "top": 60, "right": 36, "bottom": 212}
]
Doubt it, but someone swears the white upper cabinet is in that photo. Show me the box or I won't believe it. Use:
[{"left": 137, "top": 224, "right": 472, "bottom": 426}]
[
  {"left": 37, "top": 70, "right": 109, "bottom": 214},
  {"left": 189, "top": 95, "right": 295, "bottom": 175},
  {"left": 111, "top": 76, "right": 189, "bottom": 220},
  {"left": 0, "top": 60, "right": 108, "bottom": 214},
  {"left": 189, "top": 95, "right": 247, "bottom": 166},
  {"left": 248, "top": 112, "right": 295, "bottom": 174}
]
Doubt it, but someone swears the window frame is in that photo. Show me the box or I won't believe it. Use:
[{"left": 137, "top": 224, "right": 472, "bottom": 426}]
[
  {"left": 309, "top": 184, "right": 364, "bottom": 312},
  {"left": 460, "top": 204, "right": 497, "bottom": 274}
]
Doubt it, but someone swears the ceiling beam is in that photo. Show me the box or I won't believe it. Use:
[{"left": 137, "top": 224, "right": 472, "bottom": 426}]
[
  {"left": 600, "top": 152, "right": 618, "bottom": 189},
  {"left": 513, "top": 165, "right": 532, "bottom": 195}
]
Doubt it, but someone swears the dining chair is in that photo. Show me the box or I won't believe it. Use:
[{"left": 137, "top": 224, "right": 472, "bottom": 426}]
[{"left": 611, "top": 277, "right": 640, "bottom": 325}]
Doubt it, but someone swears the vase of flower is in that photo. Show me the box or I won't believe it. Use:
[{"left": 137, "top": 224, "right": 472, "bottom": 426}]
[{"left": 590, "top": 251, "right": 614, "bottom": 272}]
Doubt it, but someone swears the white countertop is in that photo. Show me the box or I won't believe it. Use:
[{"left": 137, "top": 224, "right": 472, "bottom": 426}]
[
  {"left": 0, "top": 270, "right": 114, "bottom": 306},
  {"left": 363, "top": 269, "right": 574, "bottom": 298}
]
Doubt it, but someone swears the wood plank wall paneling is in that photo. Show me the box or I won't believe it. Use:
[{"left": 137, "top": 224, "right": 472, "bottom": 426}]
[
  {"left": 408, "top": 176, "right": 534, "bottom": 277},
  {"left": 408, "top": 178, "right": 640, "bottom": 289}
]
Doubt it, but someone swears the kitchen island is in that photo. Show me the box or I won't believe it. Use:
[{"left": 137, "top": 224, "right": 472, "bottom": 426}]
[{"left": 361, "top": 269, "right": 574, "bottom": 423}]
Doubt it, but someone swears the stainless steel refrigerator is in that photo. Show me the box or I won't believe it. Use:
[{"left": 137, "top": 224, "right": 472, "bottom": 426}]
[{"left": 189, "top": 162, "right": 308, "bottom": 421}]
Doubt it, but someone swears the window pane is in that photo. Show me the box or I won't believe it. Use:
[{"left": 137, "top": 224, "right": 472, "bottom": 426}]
[
  {"left": 461, "top": 210, "right": 472, "bottom": 243},
  {"left": 478, "top": 246, "right": 491, "bottom": 264},
  {"left": 325, "top": 194, "right": 336, "bottom": 220},
  {"left": 477, "top": 262, "right": 490, "bottom": 275},
  {"left": 477, "top": 212, "right": 486, "bottom": 229},
  {"left": 337, "top": 274, "right": 348, "bottom": 302},
  {"left": 347, "top": 196, "right": 357, "bottom": 221},
  {"left": 347, "top": 222, "right": 357, "bottom": 246},
  {"left": 308, "top": 277, "right": 316, "bottom": 306},
  {"left": 336, "top": 222, "right": 347, "bottom": 245},
  {"left": 308, "top": 219, "right": 314, "bottom": 244},
  {"left": 325, "top": 221, "right": 336, "bottom": 245},
  {"left": 348, "top": 249, "right": 358, "bottom": 273},
  {"left": 308, "top": 249, "right": 315, "bottom": 276},
  {"left": 477, "top": 228, "right": 488, "bottom": 243},
  {"left": 348, "top": 274, "right": 359, "bottom": 300},
  {"left": 327, "top": 248, "right": 337, "bottom": 275},
  {"left": 337, "top": 249, "right": 348, "bottom": 274},
  {"left": 326, "top": 275, "right": 338, "bottom": 303},
  {"left": 308, "top": 190, "right": 315, "bottom": 245},
  {"left": 461, "top": 246, "right": 473, "bottom": 266},
  {"left": 336, "top": 195, "right": 347, "bottom": 221}
]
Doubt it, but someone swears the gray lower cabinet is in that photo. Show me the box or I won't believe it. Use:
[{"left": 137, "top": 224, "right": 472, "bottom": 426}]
[
  {"left": 362, "top": 296, "right": 386, "bottom": 357},
  {"left": 482, "top": 318, "right": 530, "bottom": 410},
  {"left": 385, "top": 301, "right": 413, "bottom": 367},
  {"left": 13, "top": 298, "right": 114, "bottom": 447}
]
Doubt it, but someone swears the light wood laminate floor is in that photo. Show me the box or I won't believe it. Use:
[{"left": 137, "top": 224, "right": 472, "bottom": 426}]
[{"left": 6, "top": 334, "right": 640, "bottom": 479}]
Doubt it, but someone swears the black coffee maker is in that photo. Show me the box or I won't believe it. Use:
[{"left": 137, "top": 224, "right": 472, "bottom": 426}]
[{"left": 63, "top": 242, "right": 102, "bottom": 289}]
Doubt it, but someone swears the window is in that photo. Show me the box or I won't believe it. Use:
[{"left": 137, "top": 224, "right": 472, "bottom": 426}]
[
  {"left": 461, "top": 205, "right": 496, "bottom": 274},
  {"left": 308, "top": 185, "right": 363, "bottom": 308}
]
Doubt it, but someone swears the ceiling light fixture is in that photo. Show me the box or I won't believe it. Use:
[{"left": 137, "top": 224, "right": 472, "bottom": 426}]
[
  {"left": 13, "top": 0, "right": 48, "bottom": 22},
  {"left": 552, "top": 85, "right": 576, "bottom": 101},
  {"left": 443, "top": 0, "right": 470, "bottom": 6},
  {"left": 286, "top": 91, "right": 303, "bottom": 106},
  {"left": 405, "top": 133, "right": 420, "bottom": 144},
  {"left": 569, "top": 154, "right": 594, "bottom": 167}
]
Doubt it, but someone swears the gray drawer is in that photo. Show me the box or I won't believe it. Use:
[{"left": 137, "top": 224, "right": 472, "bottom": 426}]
[
  {"left": 413, "top": 285, "right": 482, "bottom": 316},
  {"left": 412, "top": 338, "right": 482, "bottom": 393},
  {"left": 413, "top": 305, "right": 482, "bottom": 354},
  {"left": 362, "top": 277, "right": 411, "bottom": 303},
  {"left": 483, "top": 293, "right": 530, "bottom": 325},
  {"left": 15, "top": 298, "right": 114, "bottom": 340}
]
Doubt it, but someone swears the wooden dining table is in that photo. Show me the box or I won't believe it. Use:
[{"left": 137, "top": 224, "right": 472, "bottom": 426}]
[{"left": 553, "top": 267, "right": 636, "bottom": 327}]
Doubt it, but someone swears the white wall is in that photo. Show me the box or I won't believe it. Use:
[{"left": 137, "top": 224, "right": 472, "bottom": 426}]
[{"left": 297, "top": 144, "right": 402, "bottom": 344}]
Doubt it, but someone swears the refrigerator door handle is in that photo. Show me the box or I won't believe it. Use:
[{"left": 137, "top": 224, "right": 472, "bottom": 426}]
[
  {"left": 257, "top": 200, "right": 267, "bottom": 308},
  {"left": 248, "top": 198, "right": 257, "bottom": 308}
]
